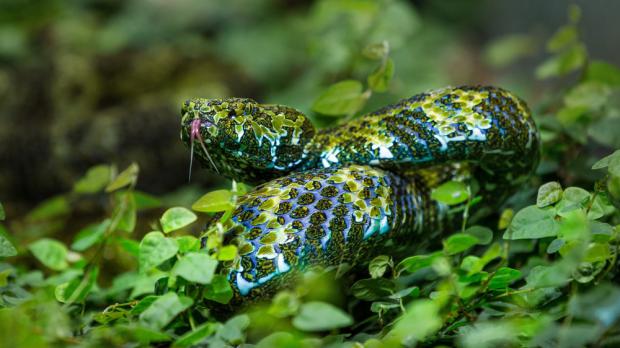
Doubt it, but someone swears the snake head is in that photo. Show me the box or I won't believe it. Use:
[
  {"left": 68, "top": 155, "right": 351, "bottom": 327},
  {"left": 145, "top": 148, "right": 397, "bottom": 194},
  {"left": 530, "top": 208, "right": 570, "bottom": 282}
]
[{"left": 181, "top": 98, "right": 316, "bottom": 184}]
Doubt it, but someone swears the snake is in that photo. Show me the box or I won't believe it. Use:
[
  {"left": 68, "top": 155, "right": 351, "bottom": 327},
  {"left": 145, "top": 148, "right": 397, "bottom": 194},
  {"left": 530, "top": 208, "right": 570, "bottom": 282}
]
[{"left": 180, "top": 86, "right": 540, "bottom": 310}]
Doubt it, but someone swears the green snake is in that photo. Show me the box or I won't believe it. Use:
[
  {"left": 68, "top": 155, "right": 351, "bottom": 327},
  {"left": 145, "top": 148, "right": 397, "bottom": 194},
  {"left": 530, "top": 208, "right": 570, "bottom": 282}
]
[{"left": 180, "top": 86, "right": 539, "bottom": 309}]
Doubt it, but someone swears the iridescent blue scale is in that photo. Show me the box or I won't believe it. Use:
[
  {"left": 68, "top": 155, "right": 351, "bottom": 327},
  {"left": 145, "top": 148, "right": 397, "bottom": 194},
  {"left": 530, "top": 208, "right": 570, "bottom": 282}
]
[{"left": 180, "top": 86, "right": 540, "bottom": 310}]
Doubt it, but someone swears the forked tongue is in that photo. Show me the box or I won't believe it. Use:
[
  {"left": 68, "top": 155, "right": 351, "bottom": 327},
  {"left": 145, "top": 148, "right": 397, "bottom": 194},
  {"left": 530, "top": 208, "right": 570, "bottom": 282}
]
[{"left": 188, "top": 118, "right": 219, "bottom": 182}]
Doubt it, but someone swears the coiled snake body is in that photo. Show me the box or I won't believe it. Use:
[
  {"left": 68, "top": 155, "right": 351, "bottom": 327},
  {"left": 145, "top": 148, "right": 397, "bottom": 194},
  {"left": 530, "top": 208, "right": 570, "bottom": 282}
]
[{"left": 180, "top": 86, "right": 539, "bottom": 309}]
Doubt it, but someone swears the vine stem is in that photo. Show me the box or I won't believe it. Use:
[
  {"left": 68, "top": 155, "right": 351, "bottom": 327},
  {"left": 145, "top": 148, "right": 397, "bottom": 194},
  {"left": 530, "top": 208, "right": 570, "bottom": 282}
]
[
  {"left": 62, "top": 180, "right": 136, "bottom": 309},
  {"left": 493, "top": 287, "right": 537, "bottom": 299},
  {"left": 460, "top": 185, "right": 473, "bottom": 233}
]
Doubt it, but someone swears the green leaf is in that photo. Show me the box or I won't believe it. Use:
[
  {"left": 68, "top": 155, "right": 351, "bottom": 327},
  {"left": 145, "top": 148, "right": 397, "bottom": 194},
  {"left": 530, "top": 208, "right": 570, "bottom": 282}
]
[
  {"left": 536, "top": 44, "right": 587, "bottom": 79},
  {"left": 106, "top": 163, "right": 139, "bottom": 192},
  {"left": 572, "top": 261, "right": 605, "bottom": 284},
  {"left": 0, "top": 269, "right": 11, "bottom": 287},
  {"left": 546, "top": 25, "right": 577, "bottom": 52},
  {"left": 371, "top": 301, "right": 400, "bottom": 314},
  {"left": 71, "top": 219, "right": 110, "bottom": 251},
  {"left": 268, "top": 291, "right": 300, "bottom": 318},
  {"left": 390, "top": 286, "right": 420, "bottom": 301},
  {"left": 484, "top": 34, "right": 536, "bottom": 68},
  {"left": 351, "top": 278, "right": 395, "bottom": 301},
  {"left": 464, "top": 226, "right": 493, "bottom": 245},
  {"left": 311, "top": 80, "right": 367, "bottom": 116},
  {"left": 114, "top": 191, "right": 137, "bottom": 233},
  {"left": 488, "top": 267, "right": 522, "bottom": 290},
  {"left": 256, "top": 332, "right": 303, "bottom": 348},
  {"left": 28, "top": 238, "right": 68, "bottom": 271},
  {"left": 459, "top": 321, "right": 520, "bottom": 348},
  {"left": 104, "top": 272, "right": 139, "bottom": 298},
  {"left": 568, "top": 4, "right": 581, "bottom": 23},
  {"left": 139, "top": 231, "right": 179, "bottom": 273},
  {"left": 558, "top": 209, "right": 589, "bottom": 244},
  {"left": 119, "top": 238, "right": 140, "bottom": 257},
  {"left": 584, "top": 243, "right": 610, "bottom": 263},
  {"left": 175, "top": 235, "right": 200, "bottom": 253},
  {"left": 130, "top": 274, "right": 160, "bottom": 298},
  {"left": 461, "top": 243, "right": 503, "bottom": 275},
  {"left": 396, "top": 252, "right": 442, "bottom": 274},
  {"left": 525, "top": 264, "right": 572, "bottom": 289},
  {"left": 386, "top": 300, "right": 442, "bottom": 344},
  {"left": 27, "top": 195, "right": 70, "bottom": 221},
  {"left": 217, "top": 245, "right": 238, "bottom": 261},
  {"left": 115, "top": 324, "right": 172, "bottom": 344},
  {"left": 160, "top": 207, "right": 197, "bottom": 233},
  {"left": 172, "top": 252, "right": 217, "bottom": 284},
  {"left": 132, "top": 191, "right": 162, "bottom": 210},
  {"left": 362, "top": 41, "right": 389, "bottom": 60},
  {"left": 130, "top": 296, "right": 159, "bottom": 315},
  {"left": 0, "top": 232, "right": 17, "bottom": 257},
  {"left": 203, "top": 275, "right": 233, "bottom": 304},
  {"left": 564, "top": 82, "right": 611, "bottom": 110},
  {"left": 367, "top": 58, "right": 394, "bottom": 92},
  {"left": 589, "top": 116, "right": 620, "bottom": 148},
  {"left": 556, "top": 105, "right": 589, "bottom": 126},
  {"left": 585, "top": 61, "right": 620, "bottom": 86},
  {"left": 45, "top": 268, "right": 82, "bottom": 287},
  {"left": 292, "top": 301, "right": 353, "bottom": 332},
  {"left": 556, "top": 187, "right": 591, "bottom": 217},
  {"left": 608, "top": 175, "right": 620, "bottom": 206},
  {"left": 192, "top": 189, "right": 234, "bottom": 213},
  {"left": 568, "top": 283, "right": 620, "bottom": 328},
  {"left": 369, "top": 255, "right": 390, "bottom": 278},
  {"left": 73, "top": 164, "right": 110, "bottom": 193},
  {"left": 587, "top": 193, "right": 615, "bottom": 220},
  {"left": 590, "top": 221, "right": 614, "bottom": 242},
  {"left": 0, "top": 202, "right": 4, "bottom": 220},
  {"left": 562, "top": 187, "right": 591, "bottom": 204},
  {"left": 431, "top": 181, "right": 469, "bottom": 205},
  {"left": 503, "top": 205, "right": 559, "bottom": 240},
  {"left": 610, "top": 156, "right": 620, "bottom": 177},
  {"left": 443, "top": 233, "right": 479, "bottom": 255},
  {"left": 173, "top": 322, "right": 217, "bottom": 348},
  {"left": 537, "top": 181, "right": 563, "bottom": 208},
  {"left": 0, "top": 305, "right": 54, "bottom": 348},
  {"left": 219, "top": 314, "right": 250, "bottom": 345},
  {"left": 547, "top": 238, "right": 565, "bottom": 253},
  {"left": 498, "top": 208, "right": 514, "bottom": 230},
  {"left": 139, "top": 292, "right": 193, "bottom": 330},
  {"left": 55, "top": 267, "right": 99, "bottom": 304}
]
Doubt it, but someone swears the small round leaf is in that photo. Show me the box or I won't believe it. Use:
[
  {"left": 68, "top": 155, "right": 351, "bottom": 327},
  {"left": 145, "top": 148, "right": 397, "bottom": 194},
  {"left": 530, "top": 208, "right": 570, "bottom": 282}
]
[
  {"left": 160, "top": 207, "right": 197, "bottom": 233},
  {"left": 431, "top": 181, "right": 469, "bottom": 205},
  {"left": 292, "top": 302, "right": 353, "bottom": 331}
]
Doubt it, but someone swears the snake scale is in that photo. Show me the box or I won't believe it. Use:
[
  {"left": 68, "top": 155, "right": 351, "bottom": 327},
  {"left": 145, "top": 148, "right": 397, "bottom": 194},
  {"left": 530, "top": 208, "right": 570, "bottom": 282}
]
[{"left": 180, "top": 86, "right": 540, "bottom": 310}]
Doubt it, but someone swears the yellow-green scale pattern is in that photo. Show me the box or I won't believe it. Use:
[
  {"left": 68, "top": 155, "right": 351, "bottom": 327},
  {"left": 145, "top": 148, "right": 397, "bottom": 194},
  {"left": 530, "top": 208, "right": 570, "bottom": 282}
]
[{"left": 180, "top": 86, "right": 540, "bottom": 310}]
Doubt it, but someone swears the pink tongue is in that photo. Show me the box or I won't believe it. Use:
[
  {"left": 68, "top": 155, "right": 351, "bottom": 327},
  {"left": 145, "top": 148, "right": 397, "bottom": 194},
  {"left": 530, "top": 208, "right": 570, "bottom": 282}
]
[
  {"left": 188, "top": 118, "right": 219, "bottom": 179},
  {"left": 190, "top": 118, "right": 201, "bottom": 141},
  {"left": 187, "top": 119, "right": 201, "bottom": 182}
]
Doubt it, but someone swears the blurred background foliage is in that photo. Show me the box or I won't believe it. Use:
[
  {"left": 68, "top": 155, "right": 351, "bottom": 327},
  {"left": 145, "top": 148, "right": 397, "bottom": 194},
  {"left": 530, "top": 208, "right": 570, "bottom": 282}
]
[
  {"left": 2, "top": 0, "right": 620, "bottom": 346},
  {"left": 2, "top": 0, "right": 619, "bottom": 211}
]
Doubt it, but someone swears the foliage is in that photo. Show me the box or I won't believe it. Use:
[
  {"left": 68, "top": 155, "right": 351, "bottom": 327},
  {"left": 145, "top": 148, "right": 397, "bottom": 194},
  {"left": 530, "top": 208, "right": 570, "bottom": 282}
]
[{"left": 2, "top": 2, "right": 620, "bottom": 348}]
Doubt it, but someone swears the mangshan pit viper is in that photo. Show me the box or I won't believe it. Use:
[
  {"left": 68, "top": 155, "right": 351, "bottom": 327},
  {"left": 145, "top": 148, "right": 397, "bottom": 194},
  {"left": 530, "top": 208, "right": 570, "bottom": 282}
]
[{"left": 180, "top": 86, "right": 540, "bottom": 310}]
